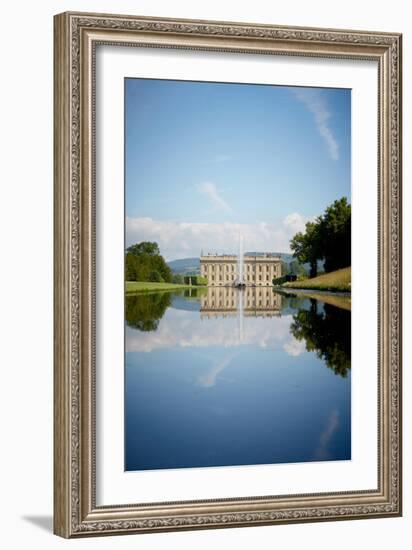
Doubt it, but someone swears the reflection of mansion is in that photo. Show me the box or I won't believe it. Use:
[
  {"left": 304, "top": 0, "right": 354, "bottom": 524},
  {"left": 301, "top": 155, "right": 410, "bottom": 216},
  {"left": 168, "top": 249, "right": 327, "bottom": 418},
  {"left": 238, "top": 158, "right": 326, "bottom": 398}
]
[
  {"left": 200, "top": 253, "right": 282, "bottom": 287},
  {"left": 200, "top": 286, "right": 282, "bottom": 319}
]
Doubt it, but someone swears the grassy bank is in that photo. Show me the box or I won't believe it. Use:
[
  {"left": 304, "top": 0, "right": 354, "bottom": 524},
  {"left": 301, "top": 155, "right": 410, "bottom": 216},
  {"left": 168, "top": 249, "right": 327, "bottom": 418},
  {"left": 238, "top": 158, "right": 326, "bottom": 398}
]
[
  {"left": 283, "top": 267, "right": 351, "bottom": 292},
  {"left": 126, "top": 281, "right": 193, "bottom": 294}
]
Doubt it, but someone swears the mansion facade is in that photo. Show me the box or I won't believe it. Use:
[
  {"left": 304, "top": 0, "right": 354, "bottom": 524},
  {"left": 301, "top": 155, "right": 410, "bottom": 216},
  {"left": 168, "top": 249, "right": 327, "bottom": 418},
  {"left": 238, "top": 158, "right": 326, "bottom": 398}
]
[{"left": 200, "top": 253, "right": 282, "bottom": 287}]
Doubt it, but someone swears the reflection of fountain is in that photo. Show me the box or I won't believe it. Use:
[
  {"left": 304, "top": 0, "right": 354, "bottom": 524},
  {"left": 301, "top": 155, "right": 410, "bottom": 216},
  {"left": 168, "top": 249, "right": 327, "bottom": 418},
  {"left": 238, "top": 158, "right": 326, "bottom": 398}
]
[
  {"left": 235, "top": 234, "right": 246, "bottom": 288},
  {"left": 238, "top": 288, "right": 244, "bottom": 343}
]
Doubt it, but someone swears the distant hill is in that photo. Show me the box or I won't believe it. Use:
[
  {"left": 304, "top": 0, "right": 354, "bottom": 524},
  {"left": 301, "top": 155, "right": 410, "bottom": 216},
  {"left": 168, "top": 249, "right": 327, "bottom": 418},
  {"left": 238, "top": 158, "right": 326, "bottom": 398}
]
[{"left": 167, "top": 257, "right": 200, "bottom": 274}]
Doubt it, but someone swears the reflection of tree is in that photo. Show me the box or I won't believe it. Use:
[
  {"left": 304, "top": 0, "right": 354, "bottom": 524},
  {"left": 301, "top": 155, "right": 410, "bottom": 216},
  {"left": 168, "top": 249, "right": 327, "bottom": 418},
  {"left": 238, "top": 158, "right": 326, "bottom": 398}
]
[
  {"left": 125, "top": 292, "right": 171, "bottom": 332},
  {"left": 284, "top": 295, "right": 302, "bottom": 310},
  {"left": 183, "top": 287, "right": 207, "bottom": 299},
  {"left": 290, "top": 299, "right": 351, "bottom": 377}
]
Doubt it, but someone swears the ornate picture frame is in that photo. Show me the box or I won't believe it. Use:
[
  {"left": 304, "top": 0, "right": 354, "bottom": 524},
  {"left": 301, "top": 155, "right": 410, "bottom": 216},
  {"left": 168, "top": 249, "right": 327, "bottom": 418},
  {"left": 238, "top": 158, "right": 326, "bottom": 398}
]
[{"left": 54, "top": 11, "right": 402, "bottom": 538}]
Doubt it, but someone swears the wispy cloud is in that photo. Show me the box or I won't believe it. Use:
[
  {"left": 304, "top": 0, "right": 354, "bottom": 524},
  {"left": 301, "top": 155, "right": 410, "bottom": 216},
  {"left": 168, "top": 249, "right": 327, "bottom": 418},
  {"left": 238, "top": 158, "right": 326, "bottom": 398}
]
[
  {"left": 197, "top": 181, "right": 232, "bottom": 213},
  {"left": 126, "top": 212, "right": 308, "bottom": 260},
  {"left": 292, "top": 88, "right": 339, "bottom": 161}
]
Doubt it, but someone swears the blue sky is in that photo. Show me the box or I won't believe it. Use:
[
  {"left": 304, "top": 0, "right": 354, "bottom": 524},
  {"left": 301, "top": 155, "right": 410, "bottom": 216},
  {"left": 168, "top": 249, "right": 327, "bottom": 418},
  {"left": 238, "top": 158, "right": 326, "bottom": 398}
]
[{"left": 125, "top": 78, "right": 351, "bottom": 260}]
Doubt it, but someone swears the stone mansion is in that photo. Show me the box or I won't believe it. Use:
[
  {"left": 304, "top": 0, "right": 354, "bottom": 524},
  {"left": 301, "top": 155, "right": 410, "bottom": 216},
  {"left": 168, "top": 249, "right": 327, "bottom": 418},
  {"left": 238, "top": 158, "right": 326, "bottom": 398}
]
[{"left": 200, "top": 253, "right": 282, "bottom": 287}]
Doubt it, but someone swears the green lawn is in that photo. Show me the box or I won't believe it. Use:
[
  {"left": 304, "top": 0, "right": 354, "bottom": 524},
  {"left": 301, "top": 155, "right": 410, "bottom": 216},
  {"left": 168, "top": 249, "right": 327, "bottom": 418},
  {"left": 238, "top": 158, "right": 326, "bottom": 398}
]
[
  {"left": 283, "top": 267, "right": 351, "bottom": 292},
  {"left": 125, "top": 281, "right": 193, "bottom": 294}
]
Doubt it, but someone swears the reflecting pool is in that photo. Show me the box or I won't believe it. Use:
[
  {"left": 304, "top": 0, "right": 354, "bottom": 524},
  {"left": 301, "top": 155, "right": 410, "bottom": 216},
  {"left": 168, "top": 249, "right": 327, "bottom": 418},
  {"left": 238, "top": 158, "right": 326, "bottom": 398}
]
[{"left": 125, "top": 287, "right": 351, "bottom": 471}]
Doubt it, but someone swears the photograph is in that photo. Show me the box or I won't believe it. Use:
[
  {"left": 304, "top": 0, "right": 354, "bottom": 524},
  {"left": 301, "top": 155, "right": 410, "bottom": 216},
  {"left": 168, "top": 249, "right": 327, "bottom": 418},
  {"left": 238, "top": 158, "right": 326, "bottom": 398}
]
[{"left": 124, "top": 78, "right": 352, "bottom": 472}]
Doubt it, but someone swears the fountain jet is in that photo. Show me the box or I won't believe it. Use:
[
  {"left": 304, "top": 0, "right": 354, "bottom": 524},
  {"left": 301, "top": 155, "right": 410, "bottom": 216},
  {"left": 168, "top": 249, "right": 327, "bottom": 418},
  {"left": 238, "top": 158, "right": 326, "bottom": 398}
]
[{"left": 235, "top": 234, "right": 246, "bottom": 288}]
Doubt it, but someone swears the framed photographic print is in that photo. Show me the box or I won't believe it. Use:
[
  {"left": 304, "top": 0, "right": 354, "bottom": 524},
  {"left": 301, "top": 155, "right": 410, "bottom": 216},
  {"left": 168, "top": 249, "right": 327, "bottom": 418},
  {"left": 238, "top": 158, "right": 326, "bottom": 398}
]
[{"left": 53, "top": 12, "right": 402, "bottom": 538}]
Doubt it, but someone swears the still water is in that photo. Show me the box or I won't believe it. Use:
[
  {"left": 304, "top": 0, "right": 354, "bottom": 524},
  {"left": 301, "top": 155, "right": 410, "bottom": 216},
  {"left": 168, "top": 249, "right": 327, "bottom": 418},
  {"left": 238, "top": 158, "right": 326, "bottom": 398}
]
[{"left": 125, "top": 286, "right": 351, "bottom": 471}]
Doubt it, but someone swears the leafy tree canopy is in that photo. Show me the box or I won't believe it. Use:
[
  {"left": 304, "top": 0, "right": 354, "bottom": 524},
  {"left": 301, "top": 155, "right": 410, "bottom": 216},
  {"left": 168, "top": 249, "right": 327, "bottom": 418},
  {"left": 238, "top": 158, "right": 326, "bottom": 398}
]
[
  {"left": 125, "top": 242, "right": 172, "bottom": 283},
  {"left": 127, "top": 241, "right": 160, "bottom": 257},
  {"left": 290, "top": 197, "right": 351, "bottom": 277}
]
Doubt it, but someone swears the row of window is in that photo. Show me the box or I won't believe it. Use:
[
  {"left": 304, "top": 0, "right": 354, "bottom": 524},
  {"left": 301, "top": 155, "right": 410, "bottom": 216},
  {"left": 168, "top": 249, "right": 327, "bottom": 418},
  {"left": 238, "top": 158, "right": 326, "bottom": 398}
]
[
  {"left": 205, "top": 289, "right": 279, "bottom": 298},
  {"left": 205, "top": 299, "right": 276, "bottom": 307},
  {"left": 209, "top": 274, "right": 272, "bottom": 282},
  {"left": 201, "top": 264, "right": 279, "bottom": 272},
  {"left": 202, "top": 264, "right": 236, "bottom": 272}
]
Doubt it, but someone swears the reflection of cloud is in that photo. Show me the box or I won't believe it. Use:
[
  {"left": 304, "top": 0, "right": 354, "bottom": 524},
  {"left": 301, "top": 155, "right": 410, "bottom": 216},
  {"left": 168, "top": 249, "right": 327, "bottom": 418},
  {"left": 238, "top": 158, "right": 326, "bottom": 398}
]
[
  {"left": 126, "top": 213, "right": 308, "bottom": 260},
  {"left": 197, "top": 181, "right": 232, "bottom": 213},
  {"left": 283, "top": 339, "right": 306, "bottom": 357},
  {"left": 126, "top": 307, "right": 303, "bottom": 355},
  {"left": 314, "top": 410, "right": 340, "bottom": 460},
  {"left": 292, "top": 88, "right": 339, "bottom": 161},
  {"left": 197, "top": 354, "right": 236, "bottom": 388}
]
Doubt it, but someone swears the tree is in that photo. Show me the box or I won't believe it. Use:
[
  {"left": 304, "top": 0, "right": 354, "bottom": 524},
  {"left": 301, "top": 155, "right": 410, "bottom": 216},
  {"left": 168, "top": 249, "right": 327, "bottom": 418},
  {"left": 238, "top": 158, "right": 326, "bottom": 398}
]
[
  {"left": 149, "top": 270, "right": 163, "bottom": 282},
  {"left": 125, "top": 252, "right": 151, "bottom": 281},
  {"left": 290, "top": 221, "right": 322, "bottom": 277},
  {"left": 125, "top": 242, "right": 172, "bottom": 283},
  {"left": 127, "top": 241, "right": 160, "bottom": 257},
  {"left": 290, "top": 197, "right": 351, "bottom": 277},
  {"left": 288, "top": 260, "right": 307, "bottom": 278},
  {"left": 125, "top": 253, "right": 141, "bottom": 281},
  {"left": 151, "top": 254, "right": 172, "bottom": 283},
  {"left": 320, "top": 197, "right": 351, "bottom": 272},
  {"left": 172, "top": 274, "right": 184, "bottom": 284},
  {"left": 280, "top": 260, "right": 289, "bottom": 276}
]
